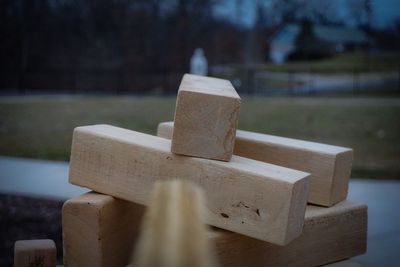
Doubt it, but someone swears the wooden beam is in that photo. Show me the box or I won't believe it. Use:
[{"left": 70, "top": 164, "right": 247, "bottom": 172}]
[
  {"left": 62, "top": 192, "right": 145, "bottom": 267},
  {"left": 211, "top": 201, "right": 367, "bottom": 267},
  {"left": 171, "top": 74, "right": 241, "bottom": 161},
  {"left": 14, "top": 239, "right": 56, "bottom": 267},
  {"left": 63, "top": 192, "right": 367, "bottom": 267},
  {"left": 157, "top": 121, "right": 353, "bottom": 207},
  {"left": 130, "top": 180, "right": 218, "bottom": 267},
  {"left": 69, "top": 124, "right": 310, "bottom": 245}
]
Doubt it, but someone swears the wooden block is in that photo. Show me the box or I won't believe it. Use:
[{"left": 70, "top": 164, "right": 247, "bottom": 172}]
[
  {"left": 210, "top": 201, "right": 367, "bottom": 267},
  {"left": 69, "top": 124, "right": 310, "bottom": 245},
  {"left": 131, "top": 180, "right": 218, "bottom": 267},
  {"left": 62, "top": 192, "right": 145, "bottom": 267},
  {"left": 157, "top": 121, "right": 353, "bottom": 207},
  {"left": 63, "top": 193, "right": 366, "bottom": 267},
  {"left": 171, "top": 74, "right": 241, "bottom": 161},
  {"left": 14, "top": 239, "right": 56, "bottom": 267}
]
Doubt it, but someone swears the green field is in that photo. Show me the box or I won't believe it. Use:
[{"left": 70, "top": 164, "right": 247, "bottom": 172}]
[{"left": 0, "top": 96, "right": 399, "bottom": 179}]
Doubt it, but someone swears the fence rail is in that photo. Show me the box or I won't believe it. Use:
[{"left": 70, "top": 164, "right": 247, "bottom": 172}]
[
  {"left": 1, "top": 67, "right": 399, "bottom": 96},
  {"left": 214, "top": 66, "right": 400, "bottom": 96}
]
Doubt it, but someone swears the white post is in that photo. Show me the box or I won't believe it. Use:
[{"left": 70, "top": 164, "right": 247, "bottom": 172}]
[{"left": 190, "top": 48, "right": 208, "bottom": 76}]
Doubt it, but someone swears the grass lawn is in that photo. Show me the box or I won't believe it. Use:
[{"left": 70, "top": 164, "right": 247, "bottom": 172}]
[{"left": 0, "top": 95, "right": 399, "bottom": 179}]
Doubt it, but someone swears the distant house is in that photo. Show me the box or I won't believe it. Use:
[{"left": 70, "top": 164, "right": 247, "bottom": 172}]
[{"left": 270, "top": 24, "right": 369, "bottom": 64}]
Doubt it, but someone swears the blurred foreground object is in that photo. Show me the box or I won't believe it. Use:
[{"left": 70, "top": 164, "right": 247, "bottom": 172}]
[
  {"left": 190, "top": 48, "right": 208, "bottom": 76},
  {"left": 14, "top": 239, "right": 56, "bottom": 267},
  {"left": 130, "top": 180, "right": 218, "bottom": 267}
]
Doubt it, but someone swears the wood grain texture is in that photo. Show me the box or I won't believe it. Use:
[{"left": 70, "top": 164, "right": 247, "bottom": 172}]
[
  {"left": 62, "top": 192, "right": 145, "bottom": 267},
  {"left": 62, "top": 193, "right": 366, "bottom": 267},
  {"left": 69, "top": 124, "right": 310, "bottom": 245},
  {"left": 158, "top": 121, "right": 353, "bottom": 207},
  {"left": 14, "top": 239, "right": 56, "bottom": 267},
  {"left": 131, "top": 180, "right": 218, "bottom": 267},
  {"left": 171, "top": 74, "right": 241, "bottom": 161},
  {"left": 210, "top": 201, "right": 367, "bottom": 267}
]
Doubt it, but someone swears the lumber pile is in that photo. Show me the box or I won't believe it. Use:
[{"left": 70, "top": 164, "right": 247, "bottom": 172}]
[{"left": 14, "top": 74, "right": 367, "bottom": 266}]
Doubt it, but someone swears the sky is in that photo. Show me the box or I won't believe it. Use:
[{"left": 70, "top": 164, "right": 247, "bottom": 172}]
[
  {"left": 371, "top": 0, "right": 400, "bottom": 27},
  {"left": 213, "top": 0, "right": 400, "bottom": 29}
]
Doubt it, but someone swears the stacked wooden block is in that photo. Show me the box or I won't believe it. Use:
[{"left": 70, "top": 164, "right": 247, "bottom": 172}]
[{"left": 60, "top": 74, "right": 366, "bottom": 267}]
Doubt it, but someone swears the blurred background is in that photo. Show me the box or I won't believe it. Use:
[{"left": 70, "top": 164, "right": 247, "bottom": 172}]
[
  {"left": 0, "top": 0, "right": 399, "bottom": 266},
  {"left": 1, "top": 0, "right": 400, "bottom": 95},
  {"left": 1, "top": 0, "right": 399, "bottom": 178}
]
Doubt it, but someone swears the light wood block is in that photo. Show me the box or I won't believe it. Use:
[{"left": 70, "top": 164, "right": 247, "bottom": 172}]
[
  {"left": 63, "top": 192, "right": 367, "bottom": 267},
  {"left": 131, "top": 180, "right": 218, "bottom": 267},
  {"left": 62, "top": 192, "right": 145, "bottom": 267},
  {"left": 69, "top": 124, "right": 310, "bottom": 245},
  {"left": 171, "top": 74, "right": 241, "bottom": 161},
  {"left": 210, "top": 201, "right": 367, "bottom": 267},
  {"left": 14, "top": 239, "right": 56, "bottom": 267},
  {"left": 157, "top": 121, "right": 353, "bottom": 207}
]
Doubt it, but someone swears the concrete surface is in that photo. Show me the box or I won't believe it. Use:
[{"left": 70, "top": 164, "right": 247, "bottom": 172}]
[{"left": 0, "top": 156, "right": 87, "bottom": 200}]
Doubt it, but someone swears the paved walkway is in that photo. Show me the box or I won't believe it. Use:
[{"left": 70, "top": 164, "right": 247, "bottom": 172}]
[
  {"left": 0, "top": 156, "right": 399, "bottom": 266},
  {"left": 0, "top": 156, "right": 87, "bottom": 199}
]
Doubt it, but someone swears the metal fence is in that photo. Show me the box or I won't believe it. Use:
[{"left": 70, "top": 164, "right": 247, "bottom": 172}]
[
  {"left": 227, "top": 67, "right": 400, "bottom": 96},
  {"left": 1, "top": 67, "right": 399, "bottom": 96}
]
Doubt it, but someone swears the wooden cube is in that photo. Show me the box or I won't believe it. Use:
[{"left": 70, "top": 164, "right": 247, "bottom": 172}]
[
  {"left": 171, "top": 74, "right": 241, "bottom": 161},
  {"left": 14, "top": 239, "right": 56, "bottom": 267},
  {"left": 158, "top": 121, "right": 353, "bottom": 207},
  {"left": 62, "top": 192, "right": 145, "bottom": 267}
]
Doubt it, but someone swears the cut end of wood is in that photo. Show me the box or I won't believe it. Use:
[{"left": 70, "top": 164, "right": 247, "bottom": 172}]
[
  {"left": 328, "top": 149, "right": 353, "bottom": 206},
  {"left": 180, "top": 74, "right": 240, "bottom": 99},
  {"left": 284, "top": 175, "right": 310, "bottom": 245},
  {"left": 157, "top": 121, "right": 174, "bottom": 140},
  {"left": 15, "top": 239, "right": 56, "bottom": 252},
  {"left": 14, "top": 239, "right": 56, "bottom": 267}
]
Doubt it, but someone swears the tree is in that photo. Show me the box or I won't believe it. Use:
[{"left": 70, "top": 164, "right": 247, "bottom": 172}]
[{"left": 347, "top": 0, "right": 371, "bottom": 27}]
